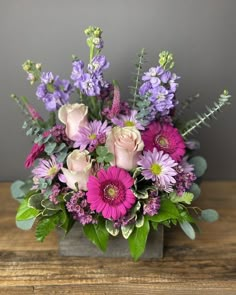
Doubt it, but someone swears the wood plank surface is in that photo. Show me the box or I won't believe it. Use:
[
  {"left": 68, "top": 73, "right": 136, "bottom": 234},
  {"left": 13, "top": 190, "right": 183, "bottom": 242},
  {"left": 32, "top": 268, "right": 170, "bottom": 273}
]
[{"left": 0, "top": 181, "right": 236, "bottom": 294}]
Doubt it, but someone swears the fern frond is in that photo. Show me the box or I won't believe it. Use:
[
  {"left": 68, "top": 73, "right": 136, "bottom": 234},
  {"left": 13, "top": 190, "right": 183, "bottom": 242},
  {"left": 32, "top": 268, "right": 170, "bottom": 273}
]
[{"left": 182, "top": 90, "right": 231, "bottom": 138}]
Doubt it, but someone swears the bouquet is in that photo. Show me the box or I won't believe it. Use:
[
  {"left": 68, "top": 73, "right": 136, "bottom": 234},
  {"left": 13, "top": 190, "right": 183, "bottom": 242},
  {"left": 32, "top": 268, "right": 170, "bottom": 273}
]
[{"left": 11, "top": 26, "right": 232, "bottom": 260}]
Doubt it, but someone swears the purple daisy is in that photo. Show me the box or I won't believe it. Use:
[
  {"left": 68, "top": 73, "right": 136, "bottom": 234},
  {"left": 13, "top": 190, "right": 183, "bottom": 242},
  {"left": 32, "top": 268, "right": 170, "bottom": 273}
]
[
  {"left": 74, "top": 120, "right": 111, "bottom": 151},
  {"left": 111, "top": 110, "right": 144, "bottom": 130},
  {"left": 32, "top": 155, "right": 62, "bottom": 180},
  {"left": 137, "top": 148, "right": 177, "bottom": 192}
]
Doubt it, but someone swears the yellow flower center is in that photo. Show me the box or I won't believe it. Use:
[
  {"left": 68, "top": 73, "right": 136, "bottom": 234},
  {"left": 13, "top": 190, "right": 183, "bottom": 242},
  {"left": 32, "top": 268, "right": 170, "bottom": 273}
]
[
  {"left": 89, "top": 133, "right": 97, "bottom": 140},
  {"left": 104, "top": 184, "right": 119, "bottom": 200},
  {"left": 155, "top": 135, "right": 169, "bottom": 148},
  {"left": 151, "top": 163, "right": 162, "bottom": 175},
  {"left": 124, "top": 120, "right": 135, "bottom": 127},
  {"left": 47, "top": 166, "right": 58, "bottom": 177}
]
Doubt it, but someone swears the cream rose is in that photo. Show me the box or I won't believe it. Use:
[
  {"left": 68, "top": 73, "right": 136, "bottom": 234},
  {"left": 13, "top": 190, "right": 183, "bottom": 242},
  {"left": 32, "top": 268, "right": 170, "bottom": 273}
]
[
  {"left": 58, "top": 103, "right": 88, "bottom": 141},
  {"left": 62, "top": 150, "right": 92, "bottom": 191},
  {"left": 106, "top": 126, "right": 144, "bottom": 171}
]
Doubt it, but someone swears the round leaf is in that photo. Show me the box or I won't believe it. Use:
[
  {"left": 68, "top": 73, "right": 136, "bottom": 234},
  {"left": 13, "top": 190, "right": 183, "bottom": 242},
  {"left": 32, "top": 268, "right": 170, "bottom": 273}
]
[
  {"left": 201, "top": 209, "right": 219, "bottom": 222},
  {"left": 189, "top": 156, "right": 207, "bottom": 177}
]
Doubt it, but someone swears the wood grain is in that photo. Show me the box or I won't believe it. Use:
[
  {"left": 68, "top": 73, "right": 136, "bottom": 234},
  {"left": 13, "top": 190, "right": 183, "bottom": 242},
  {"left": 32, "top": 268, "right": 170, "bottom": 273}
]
[{"left": 0, "top": 181, "right": 236, "bottom": 294}]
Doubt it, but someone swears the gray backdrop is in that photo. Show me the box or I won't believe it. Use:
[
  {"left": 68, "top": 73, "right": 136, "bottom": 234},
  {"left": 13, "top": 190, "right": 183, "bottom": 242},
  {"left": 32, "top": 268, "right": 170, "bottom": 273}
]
[{"left": 1, "top": 0, "right": 235, "bottom": 181}]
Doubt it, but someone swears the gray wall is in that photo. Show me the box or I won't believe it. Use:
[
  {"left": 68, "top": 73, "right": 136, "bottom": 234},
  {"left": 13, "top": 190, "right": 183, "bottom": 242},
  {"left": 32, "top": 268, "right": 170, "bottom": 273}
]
[{"left": 0, "top": 0, "right": 235, "bottom": 181}]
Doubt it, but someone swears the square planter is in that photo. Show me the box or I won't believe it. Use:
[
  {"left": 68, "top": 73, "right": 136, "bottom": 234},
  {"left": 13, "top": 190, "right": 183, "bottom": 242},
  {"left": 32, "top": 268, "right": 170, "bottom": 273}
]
[{"left": 58, "top": 223, "right": 163, "bottom": 259}]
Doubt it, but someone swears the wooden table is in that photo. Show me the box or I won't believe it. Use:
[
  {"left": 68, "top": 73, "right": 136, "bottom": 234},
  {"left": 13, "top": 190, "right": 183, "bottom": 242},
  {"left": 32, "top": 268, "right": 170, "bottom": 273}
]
[{"left": 0, "top": 182, "right": 235, "bottom": 294}]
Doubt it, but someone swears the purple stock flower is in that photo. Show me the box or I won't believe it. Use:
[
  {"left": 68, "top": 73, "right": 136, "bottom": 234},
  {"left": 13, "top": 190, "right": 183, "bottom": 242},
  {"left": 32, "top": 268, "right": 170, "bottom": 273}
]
[
  {"left": 71, "top": 56, "right": 109, "bottom": 97},
  {"left": 139, "top": 65, "right": 180, "bottom": 116},
  {"left": 36, "top": 72, "right": 73, "bottom": 111},
  {"left": 88, "top": 55, "right": 109, "bottom": 73}
]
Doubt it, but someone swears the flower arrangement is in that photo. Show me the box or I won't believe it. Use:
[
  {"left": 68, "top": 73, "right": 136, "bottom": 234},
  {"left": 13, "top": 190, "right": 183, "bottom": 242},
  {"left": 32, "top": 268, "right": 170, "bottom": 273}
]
[{"left": 11, "top": 26, "right": 232, "bottom": 260}]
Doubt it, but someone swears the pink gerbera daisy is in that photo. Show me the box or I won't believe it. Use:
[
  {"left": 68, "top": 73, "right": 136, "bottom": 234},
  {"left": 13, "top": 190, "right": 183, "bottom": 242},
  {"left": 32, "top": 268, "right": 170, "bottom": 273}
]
[
  {"left": 87, "top": 167, "right": 136, "bottom": 220},
  {"left": 142, "top": 121, "right": 185, "bottom": 162}
]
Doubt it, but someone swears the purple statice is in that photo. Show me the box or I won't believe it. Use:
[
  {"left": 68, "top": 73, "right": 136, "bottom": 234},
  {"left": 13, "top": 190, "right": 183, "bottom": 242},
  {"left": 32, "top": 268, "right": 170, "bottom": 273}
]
[
  {"left": 143, "top": 192, "right": 161, "bottom": 216},
  {"left": 111, "top": 109, "right": 145, "bottom": 130},
  {"left": 138, "top": 148, "right": 177, "bottom": 192},
  {"left": 174, "top": 157, "right": 197, "bottom": 195},
  {"left": 71, "top": 55, "right": 109, "bottom": 97},
  {"left": 49, "top": 184, "right": 61, "bottom": 205},
  {"left": 36, "top": 72, "right": 73, "bottom": 111},
  {"left": 50, "top": 124, "right": 73, "bottom": 145},
  {"left": 74, "top": 120, "right": 111, "bottom": 151},
  {"left": 66, "top": 191, "right": 96, "bottom": 225},
  {"left": 32, "top": 155, "right": 62, "bottom": 180},
  {"left": 139, "top": 65, "right": 179, "bottom": 116}
]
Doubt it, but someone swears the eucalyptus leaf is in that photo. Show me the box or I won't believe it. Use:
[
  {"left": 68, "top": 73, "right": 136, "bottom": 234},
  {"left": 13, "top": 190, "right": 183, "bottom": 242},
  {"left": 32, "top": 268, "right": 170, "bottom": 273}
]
[
  {"left": 45, "top": 142, "right": 57, "bottom": 155},
  {"left": 179, "top": 221, "right": 196, "bottom": 240},
  {"left": 16, "top": 218, "right": 36, "bottom": 230},
  {"left": 200, "top": 209, "right": 219, "bottom": 222},
  {"left": 189, "top": 183, "right": 201, "bottom": 200},
  {"left": 11, "top": 180, "right": 25, "bottom": 201},
  {"left": 189, "top": 156, "right": 207, "bottom": 177}
]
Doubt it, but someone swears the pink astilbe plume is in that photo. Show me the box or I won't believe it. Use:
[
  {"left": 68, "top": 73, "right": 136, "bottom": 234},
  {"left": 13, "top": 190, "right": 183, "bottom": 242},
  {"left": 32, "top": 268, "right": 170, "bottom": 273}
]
[{"left": 103, "top": 84, "right": 121, "bottom": 119}]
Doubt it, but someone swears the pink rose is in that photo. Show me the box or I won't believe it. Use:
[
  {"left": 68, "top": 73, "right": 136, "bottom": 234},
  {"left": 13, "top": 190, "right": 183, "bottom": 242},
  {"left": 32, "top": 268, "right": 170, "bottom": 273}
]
[
  {"left": 61, "top": 150, "right": 92, "bottom": 191},
  {"left": 106, "top": 126, "right": 144, "bottom": 171},
  {"left": 58, "top": 103, "right": 88, "bottom": 141}
]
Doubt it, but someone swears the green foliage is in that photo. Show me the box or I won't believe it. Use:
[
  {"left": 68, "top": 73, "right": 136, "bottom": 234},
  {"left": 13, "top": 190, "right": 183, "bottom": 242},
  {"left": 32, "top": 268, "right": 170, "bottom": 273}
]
[
  {"left": 45, "top": 142, "right": 57, "bottom": 155},
  {"left": 189, "top": 183, "right": 201, "bottom": 200},
  {"left": 200, "top": 209, "right": 219, "bottom": 222},
  {"left": 130, "top": 48, "right": 146, "bottom": 107},
  {"left": 16, "top": 197, "right": 39, "bottom": 221},
  {"left": 158, "top": 51, "right": 175, "bottom": 70},
  {"left": 175, "top": 93, "right": 200, "bottom": 119},
  {"left": 28, "top": 193, "right": 44, "bottom": 210},
  {"left": 189, "top": 156, "right": 207, "bottom": 177},
  {"left": 105, "top": 220, "right": 119, "bottom": 236},
  {"left": 121, "top": 224, "right": 135, "bottom": 239},
  {"left": 83, "top": 219, "right": 109, "bottom": 252},
  {"left": 16, "top": 218, "right": 36, "bottom": 231},
  {"left": 96, "top": 146, "right": 114, "bottom": 164},
  {"left": 148, "top": 198, "right": 180, "bottom": 223},
  {"left": 179, "top": 221, "right": 196, "bottom": 240},
  {"left": 35, "top": 214, "right": 60, "bottom": 242},
  {"left": 11, "top": 180, "right": 27, "bottom": 202},
  {"left": 182, "top": 90, "right": 231, "bottom": 138},
  {"left": 169, "top": 192, "right": 194, "bottom": 205},
  {"left": 128, "top": 216, "right": 150, "bottom": 261}
]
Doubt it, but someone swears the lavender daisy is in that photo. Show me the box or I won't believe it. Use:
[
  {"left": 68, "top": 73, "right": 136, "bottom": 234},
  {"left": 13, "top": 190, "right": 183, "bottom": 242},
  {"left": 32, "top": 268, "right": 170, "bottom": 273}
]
[
  {"left": 74, "top": 120, "right": 111, "bottom": 150},
  {"left": 111, "top": 110, "right": 144, "bottom": 130},
  {"left": 137, "top": 148, "right": 177, "bottom": 192},
  {"left": 32, "top": 155, "right": 62, "bottom": 180}
]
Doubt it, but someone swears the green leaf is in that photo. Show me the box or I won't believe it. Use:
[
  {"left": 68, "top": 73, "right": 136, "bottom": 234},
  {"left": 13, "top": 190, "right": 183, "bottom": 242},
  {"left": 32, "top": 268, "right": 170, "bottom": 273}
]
[
  {"left": 128, "top": 216, "right": 150, "bottom": 261},
  {"left": 121, "top": 224, "right": 135, "bottom": 239},
  {"left": 45, "top": 142, "right": 57, "bottom": 155},
  {"left": 11, "top": 180, "right": 25, "bottom": 201},
  {"left": 35, "top": 214, "right": 59, "bottom": 242},
  {"left": 148, "top": 198, "right": 180, "bottom": 223},
  {"left": 200, "top": 209, "right": 219, "bottom": 222},
  {"left": 189, "top": 156, "right": 207, "bottom": 177},
  {"left": 136, "top": 215, "right": 144, "bottom": 228},
  {"left": 105, "top": 220, "right": 119, "bottom": 236},
  {"left": 16, "top": 198, "right": 39, "bottom": 221},
  {"left": 96, "top": 146, "right": 108, "bottom": 156},
  {"left": 16, "top": 218, "right": 36, "bottom": 230},
  {"left": 83, "top": 219, "right": 109, "bottom": 252},
  {"left": 170, "top": 192, "right": 194, "bottom": 205},
  {"left": 28, "top": 193, "right": 44, "bottom": 210},
  {"left": 179, "top": 221, "right": 196, "bottom": 240},
  {"left": 189, "top": 183, "right": 201, "bottom": 200}
]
